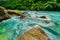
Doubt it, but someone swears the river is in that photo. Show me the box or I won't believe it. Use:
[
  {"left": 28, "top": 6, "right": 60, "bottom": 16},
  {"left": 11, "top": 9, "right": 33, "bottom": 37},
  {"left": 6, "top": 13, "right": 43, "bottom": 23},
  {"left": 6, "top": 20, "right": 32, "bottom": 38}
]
[{"left": 0, "top": 11, "right": 60, "bottom": 40}]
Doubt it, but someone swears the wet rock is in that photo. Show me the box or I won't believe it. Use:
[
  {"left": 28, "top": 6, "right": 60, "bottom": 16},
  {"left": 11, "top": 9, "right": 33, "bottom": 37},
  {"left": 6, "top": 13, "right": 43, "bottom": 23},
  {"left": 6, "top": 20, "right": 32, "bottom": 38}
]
[
  {"left": 39, "top": 16, "right": 47, "bottom": 19},
  {"left": 7, "top": 10, "right": 26, "bottom": 19},
  {"left": 44, "top": 20, "right": 50, "bottom": 24}
]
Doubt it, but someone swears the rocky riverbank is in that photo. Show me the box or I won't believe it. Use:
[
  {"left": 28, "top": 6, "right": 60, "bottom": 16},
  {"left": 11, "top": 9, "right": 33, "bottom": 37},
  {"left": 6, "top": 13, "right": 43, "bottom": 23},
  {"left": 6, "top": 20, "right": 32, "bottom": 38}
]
[{"left": 0, "top": 7, "right": 26, "bottom": 22}]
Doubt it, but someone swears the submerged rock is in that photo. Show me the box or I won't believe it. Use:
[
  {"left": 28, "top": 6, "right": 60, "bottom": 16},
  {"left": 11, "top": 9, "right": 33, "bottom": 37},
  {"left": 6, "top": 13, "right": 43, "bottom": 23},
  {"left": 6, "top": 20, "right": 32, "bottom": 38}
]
[{"left": 17, "top": 26, "right": 50, "bottom": 40}]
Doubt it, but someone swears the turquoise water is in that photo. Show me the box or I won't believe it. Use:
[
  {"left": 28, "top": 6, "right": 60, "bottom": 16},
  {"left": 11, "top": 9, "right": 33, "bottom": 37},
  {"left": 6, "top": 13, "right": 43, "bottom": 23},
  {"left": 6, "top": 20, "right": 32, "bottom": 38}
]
[{"left": 0, "top": 11, "right": 60, "bottom": 40}]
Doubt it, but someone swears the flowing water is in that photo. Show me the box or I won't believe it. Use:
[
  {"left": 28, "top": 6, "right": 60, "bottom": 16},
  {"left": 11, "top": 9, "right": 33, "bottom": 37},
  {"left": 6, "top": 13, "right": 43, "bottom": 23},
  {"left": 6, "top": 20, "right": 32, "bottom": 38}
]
[{"left": 0, "top": 11, "right": 60, "bottom": 40}]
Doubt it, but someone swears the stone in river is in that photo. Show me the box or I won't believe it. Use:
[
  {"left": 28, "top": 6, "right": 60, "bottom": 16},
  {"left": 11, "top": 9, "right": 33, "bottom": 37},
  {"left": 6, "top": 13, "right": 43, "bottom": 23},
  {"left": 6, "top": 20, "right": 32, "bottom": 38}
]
[
  {"left": 17, "top": 26, "right": 50, "bottom": 40},
  {"left": 39, "top": 15, "right": 47, "bottom": 19}
]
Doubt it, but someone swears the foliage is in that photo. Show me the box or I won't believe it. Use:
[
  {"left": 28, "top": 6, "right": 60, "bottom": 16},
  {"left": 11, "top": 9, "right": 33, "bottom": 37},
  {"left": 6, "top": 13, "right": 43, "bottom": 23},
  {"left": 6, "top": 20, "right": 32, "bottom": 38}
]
[{"left": 0, "top": 0, "right": 60, "bottom": 11}]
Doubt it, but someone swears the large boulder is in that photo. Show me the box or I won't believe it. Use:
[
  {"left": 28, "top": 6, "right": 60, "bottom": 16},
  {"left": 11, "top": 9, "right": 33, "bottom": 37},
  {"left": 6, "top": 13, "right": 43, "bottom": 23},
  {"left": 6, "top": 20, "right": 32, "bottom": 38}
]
[
  {"left": 0, "top": 7, "right": 26, "bottom": 22},
  {"left": 0, "top": 7, "right": 11, "bottom": 22}
]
